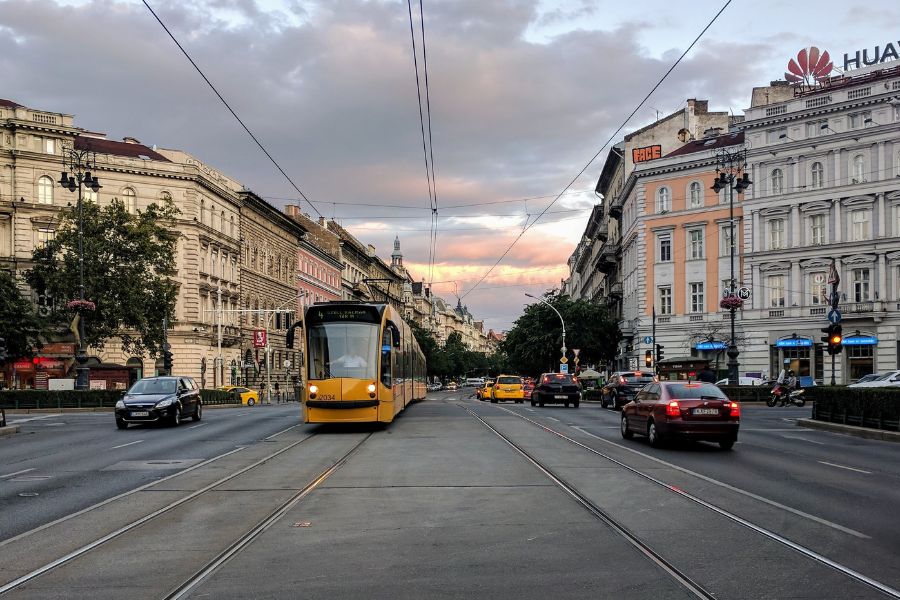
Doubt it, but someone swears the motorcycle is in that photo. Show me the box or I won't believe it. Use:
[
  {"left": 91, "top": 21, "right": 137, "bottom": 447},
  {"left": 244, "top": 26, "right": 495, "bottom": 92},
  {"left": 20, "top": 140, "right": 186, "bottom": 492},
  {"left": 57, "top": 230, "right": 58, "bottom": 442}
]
[{"left": 767, "top": 384, "right": 805, "bottom": 407}]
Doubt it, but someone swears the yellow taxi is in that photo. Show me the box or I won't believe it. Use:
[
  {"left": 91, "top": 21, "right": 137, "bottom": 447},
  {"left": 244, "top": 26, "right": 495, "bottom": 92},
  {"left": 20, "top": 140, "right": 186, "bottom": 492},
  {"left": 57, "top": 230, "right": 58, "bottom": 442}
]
[
  {"left": 477, "top": 380, "right": 495, "bottom": 401},
  {"left": 220, "top": 385, "right": 260, "bottom": 406},
  {"left": 490, "top": 375, "right": 525, "bottom": 403}
]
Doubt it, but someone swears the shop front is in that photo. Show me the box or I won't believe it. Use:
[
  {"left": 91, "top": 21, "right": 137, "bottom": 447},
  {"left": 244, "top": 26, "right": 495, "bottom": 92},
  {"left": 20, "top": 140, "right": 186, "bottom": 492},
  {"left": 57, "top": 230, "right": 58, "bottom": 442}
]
[
  {"left": 843, "top": 335, "right": 877, "bottom": 381},
  {"left": 769, "top": 335, "right": 824, "bottom": 384}
]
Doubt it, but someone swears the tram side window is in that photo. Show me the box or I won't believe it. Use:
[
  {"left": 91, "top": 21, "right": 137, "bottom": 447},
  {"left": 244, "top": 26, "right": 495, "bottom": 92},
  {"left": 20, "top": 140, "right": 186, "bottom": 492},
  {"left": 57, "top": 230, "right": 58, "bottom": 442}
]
[{"left": 381, "top": 328, "right": 392, "bottom": 388}]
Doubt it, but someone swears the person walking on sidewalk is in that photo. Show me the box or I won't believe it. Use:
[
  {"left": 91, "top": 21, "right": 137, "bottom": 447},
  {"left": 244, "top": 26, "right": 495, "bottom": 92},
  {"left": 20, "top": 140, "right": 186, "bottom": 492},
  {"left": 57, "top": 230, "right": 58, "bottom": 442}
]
[{"left": 274, "top": 381, "right": 281, "bottom": 403}]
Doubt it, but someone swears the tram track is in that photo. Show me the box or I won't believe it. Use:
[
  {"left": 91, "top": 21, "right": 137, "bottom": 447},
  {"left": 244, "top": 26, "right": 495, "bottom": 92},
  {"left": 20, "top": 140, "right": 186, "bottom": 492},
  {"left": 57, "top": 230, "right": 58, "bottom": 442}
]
[
  {"left": 462, "top": 401, "right": 900, "bottom": 600},
  {"left": 0, "top": 429, "right": 372, "bottom": 597}
]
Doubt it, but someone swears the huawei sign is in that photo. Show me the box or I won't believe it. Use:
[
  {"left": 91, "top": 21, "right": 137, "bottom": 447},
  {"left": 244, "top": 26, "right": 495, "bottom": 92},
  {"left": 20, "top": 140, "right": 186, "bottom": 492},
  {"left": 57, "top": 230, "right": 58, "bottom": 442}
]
[{"left": 784, "top": 47, "right": 834, "bottom": 85}]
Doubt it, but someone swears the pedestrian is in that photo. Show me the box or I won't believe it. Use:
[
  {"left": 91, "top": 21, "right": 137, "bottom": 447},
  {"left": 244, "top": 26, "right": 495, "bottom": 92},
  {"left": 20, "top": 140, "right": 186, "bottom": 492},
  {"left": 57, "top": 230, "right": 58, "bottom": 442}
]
[
  {"left": 274, "top": 381, "right": 281, "bottom": 403},
  {"left": 260, "top": 381, "right": 268, "bottom": 404}
]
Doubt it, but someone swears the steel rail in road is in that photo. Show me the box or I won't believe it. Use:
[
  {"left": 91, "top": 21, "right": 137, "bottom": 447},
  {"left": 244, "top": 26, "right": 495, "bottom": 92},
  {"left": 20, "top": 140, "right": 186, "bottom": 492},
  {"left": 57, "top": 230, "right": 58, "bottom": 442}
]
[
  {"left": 0, "top": 430, "right": 323, "bottom": 596},
  {"left": 460, "top": 403, "right": 717, "bottom": 600},
  {"left": 485, "top": 403, "right": 900, "bottom": 600},
  {"left": 164, "top": 431, "right": 374, "bottom": 600}
]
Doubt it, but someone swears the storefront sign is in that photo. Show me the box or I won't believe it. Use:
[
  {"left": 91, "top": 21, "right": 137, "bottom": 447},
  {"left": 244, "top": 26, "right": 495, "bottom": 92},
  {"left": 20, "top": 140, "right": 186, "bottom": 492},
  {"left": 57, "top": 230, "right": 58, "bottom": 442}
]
[
  {"left": 844, "top": 42, "right": 900, "bottom": 71},
  {"left": 776, "top": 337, "right": 813, "bottom": 348},
  {"left": 696, "top": 341, "right": 727, "bottom": 351},
  {"left": 632, "top": 145, "right": 662, "bottom": 163},
  {"left": 785, "top": 47, "right": 833, "bottom": 85},
  {"left": 12, "top": 359, "right": 33, "bottom": 372},
  {"left": 42, "top": 343, "right": 75, "bottom": 355},
  {"left": 843, "top": 335, "right": 878, "bottom": 346}
]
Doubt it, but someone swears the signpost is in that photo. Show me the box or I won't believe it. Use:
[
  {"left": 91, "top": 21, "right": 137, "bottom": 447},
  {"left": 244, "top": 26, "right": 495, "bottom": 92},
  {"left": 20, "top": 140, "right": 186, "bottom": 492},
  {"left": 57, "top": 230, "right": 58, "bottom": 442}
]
[
  {"left": 560, "top": 363, "right": 569, "bottom": 374},
  {"left": 643, "top": 336, "right": 653, "bottom": 344},
  {"left": 738, "top": 287, "right": 751, "bottom": 301},
  {"left": 828, "top": 309, "right": 842, "bottom": 324}
]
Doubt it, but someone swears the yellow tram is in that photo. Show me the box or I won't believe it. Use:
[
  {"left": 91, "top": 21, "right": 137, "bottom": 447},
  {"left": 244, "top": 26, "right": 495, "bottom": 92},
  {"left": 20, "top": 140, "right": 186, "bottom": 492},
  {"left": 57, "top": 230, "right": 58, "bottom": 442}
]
[{"left": 302, "top": 302, "right": 426, "bottom": 424}]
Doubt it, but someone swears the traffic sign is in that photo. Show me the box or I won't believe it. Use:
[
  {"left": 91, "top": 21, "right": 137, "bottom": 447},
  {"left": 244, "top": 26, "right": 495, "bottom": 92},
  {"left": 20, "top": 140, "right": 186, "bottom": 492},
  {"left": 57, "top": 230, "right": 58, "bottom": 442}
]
[
  {"left": 560, "top": 356, "right": 568, "bottom": 364},
  {"left": 643, "top": 336, "right": 653, "bottom": 344},
  {"left": 828, "top": 309, "right": 842, "bottom": 324},
  {"left": 629, "top": 357, "right": 638, "bottom": 370},
  {"left": 722, "top": 288, "right": 734, "bottom": 298},
  {"left": 738, "top": 287, "right": 751, "bottom": 300},
  {"left": 560, "top": 363, "right": 569, "bottom": 374}
]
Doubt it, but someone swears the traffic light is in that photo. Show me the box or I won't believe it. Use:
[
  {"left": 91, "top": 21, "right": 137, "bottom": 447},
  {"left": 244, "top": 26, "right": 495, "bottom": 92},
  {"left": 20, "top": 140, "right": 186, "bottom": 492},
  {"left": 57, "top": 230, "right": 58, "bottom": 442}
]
[
  {"left": 285, "top": 321, "right": 302, "bottom": 349},
  {"left": 0, "top": 337, "right": 7, "bottom": 363},
  {"left": 655, "top": 344, "right": 665, "bottom": 362},
  {"left": 828, "top": 323, "right": 843, "bottom": 355},
  {"left": 645, "top": 349, "right": 652, "bottom": 368},
  {"left": 162, "top": 344, "right": 173, "bottom": 373}
]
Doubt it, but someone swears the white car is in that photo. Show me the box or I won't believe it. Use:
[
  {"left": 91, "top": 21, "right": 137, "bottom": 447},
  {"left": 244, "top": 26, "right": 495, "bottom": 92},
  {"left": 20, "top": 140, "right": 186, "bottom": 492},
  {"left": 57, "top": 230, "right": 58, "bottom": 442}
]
[
  {"left": 848, "top": 370, "right": 900, "bottom": 388},
  {"left": 715, "top": 377, "right": 765, "bottom": 386}
]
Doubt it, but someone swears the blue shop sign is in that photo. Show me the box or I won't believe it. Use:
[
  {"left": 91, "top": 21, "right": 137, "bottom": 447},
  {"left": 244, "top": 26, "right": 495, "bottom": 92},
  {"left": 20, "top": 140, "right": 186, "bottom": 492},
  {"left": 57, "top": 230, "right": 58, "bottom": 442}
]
[
  {"left": 842, "top": 336, "right": 878, "bottom": 346},
  {"left": 695, "top": 341, "right": 727, "bottom": 350},
  {"left": 776, "top": 338, "right": 813, "bottom": 348}
]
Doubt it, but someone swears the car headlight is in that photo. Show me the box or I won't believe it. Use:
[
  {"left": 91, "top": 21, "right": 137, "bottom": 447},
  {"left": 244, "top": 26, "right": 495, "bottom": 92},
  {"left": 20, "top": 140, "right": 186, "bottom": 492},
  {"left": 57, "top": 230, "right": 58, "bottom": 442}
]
[
  {"left": 156, "top": 398, "right": 175, "bottom": 408},
  {"left": 116, "top": 400, "right": 125, "bottom": 409}
]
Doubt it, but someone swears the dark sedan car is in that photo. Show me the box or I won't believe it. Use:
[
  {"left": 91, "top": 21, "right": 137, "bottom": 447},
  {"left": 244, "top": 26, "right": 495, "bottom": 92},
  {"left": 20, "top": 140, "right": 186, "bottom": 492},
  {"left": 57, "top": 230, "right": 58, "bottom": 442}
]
[
  {"left": 115, "top": 376, "right": 202, "bottom": 429},
  {"left": 600, "top": 371, "right": 656, "bottom": 409},
  {"left": 620, "top": 381, "right": 739, "bottom": 450},
  {"left": 531, "top": 373, "right": 581, "bottom": 408}
]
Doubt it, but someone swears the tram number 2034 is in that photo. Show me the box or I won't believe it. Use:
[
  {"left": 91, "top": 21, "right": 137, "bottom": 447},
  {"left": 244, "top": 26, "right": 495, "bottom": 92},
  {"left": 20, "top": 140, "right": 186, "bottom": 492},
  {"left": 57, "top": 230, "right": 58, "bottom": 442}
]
[{"left": 318, "top": 394, "right": 336, "bottom": 401}]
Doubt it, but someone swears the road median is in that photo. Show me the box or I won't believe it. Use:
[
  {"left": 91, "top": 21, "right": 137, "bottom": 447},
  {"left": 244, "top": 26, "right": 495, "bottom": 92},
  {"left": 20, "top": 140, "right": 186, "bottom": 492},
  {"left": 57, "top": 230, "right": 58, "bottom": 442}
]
[{"left": 797, "top": 418, "right": 900, "bottom": 443}]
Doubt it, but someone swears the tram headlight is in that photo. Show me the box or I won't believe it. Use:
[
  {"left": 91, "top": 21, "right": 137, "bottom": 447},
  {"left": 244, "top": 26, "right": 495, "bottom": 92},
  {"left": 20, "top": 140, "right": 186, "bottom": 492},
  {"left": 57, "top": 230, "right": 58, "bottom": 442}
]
[
  {"left": 308, "top": 385, "right": 318, "bottom": 399},
  {"left": 367, "top": 383, "right": 376, "bottom": 398}
]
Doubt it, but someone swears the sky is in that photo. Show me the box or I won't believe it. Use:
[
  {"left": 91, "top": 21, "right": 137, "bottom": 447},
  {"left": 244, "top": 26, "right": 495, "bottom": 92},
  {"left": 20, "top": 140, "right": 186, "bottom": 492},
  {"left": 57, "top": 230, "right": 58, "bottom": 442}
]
[{"left": 2, "top": 0, "right": 899, "bottom": 330}]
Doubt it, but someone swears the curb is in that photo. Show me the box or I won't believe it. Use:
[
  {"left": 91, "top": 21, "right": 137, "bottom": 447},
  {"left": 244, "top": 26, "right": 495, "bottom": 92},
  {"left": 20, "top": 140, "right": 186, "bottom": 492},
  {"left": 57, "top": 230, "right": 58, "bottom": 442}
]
[
  {"left": 797, "top": 418, "right": 900, "bottom": 443},
  {"left": 0, "top": 403, "right": 254, "bottom": 415},
  {"left": 0, "top": 425, "right": 20, "bottom": 437}
]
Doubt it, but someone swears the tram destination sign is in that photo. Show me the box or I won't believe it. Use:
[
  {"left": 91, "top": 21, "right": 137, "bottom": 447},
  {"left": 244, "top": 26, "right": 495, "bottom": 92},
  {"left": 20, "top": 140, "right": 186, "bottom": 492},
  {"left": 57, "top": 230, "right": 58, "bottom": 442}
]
[{"left": 308, "top": 304, "right": 383, "bottom": 324}]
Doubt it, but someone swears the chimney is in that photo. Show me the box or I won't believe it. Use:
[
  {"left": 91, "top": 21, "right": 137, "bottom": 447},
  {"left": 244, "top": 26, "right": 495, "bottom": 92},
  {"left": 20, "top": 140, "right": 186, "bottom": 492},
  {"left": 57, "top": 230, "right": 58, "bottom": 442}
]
[
  {"left": 122, "top": 136, "right": 141, "bottom": 144},
  {"left": 703, "top": 127, "right": 723, "bottom": 139},
  {"left": 319, "top": 217, "right": 326, "bottom": 226},
  {"left": 687, "top": 99, "right": 709, "bottom": 114},
  {"left": 284, "top": 205, "right": 301, "bottom": 218},
  {"left": 367, "top": 244, "right": 376, "bottom": 257}
]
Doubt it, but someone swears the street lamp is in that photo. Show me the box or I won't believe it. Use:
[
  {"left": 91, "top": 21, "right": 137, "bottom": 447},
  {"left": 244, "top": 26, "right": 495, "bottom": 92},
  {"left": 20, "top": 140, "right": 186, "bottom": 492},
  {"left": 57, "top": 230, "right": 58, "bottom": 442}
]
[
  {"left": 711, "top": 146, "right": 751, "bottom": 386},
  {"left": 58, "top": 146, "right": 102, "bottom": 391},
  {"left": 524, "top": 293, "right": 567, "bottom": 369}
]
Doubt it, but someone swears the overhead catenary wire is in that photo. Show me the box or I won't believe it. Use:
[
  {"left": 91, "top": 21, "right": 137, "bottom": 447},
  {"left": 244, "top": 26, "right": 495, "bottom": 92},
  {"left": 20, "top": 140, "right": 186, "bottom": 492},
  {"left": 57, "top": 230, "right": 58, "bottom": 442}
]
[
  {"left": 459, "top": 0, "right": 734, "bottom": 301},
  {"left": 418, "top": 0, "right": 439, "bottom": 287},
  {"left": 140, "top": 0, "right": 322, "bottom": 218}
]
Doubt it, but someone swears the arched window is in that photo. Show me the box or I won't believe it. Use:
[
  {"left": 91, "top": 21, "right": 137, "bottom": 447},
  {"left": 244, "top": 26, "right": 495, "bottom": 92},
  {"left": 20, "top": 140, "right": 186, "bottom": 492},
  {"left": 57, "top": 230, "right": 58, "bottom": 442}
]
[
  {"left": 200, "top": 198, "right": 206, "bottom": 224},
  {"left": 209, "top": 203, "right": 216, "bottom": 226},
  {"left": 852, "top": 155, "right": 865, "bottom": 183},
  {"left": 220, "top": 211, "right": 225, "bottom": 232},
  {"left": 771, "top": 168, "right": 784, "bottom": 195},
  {"left": 122, "top": 187, "right": 136, "bottom": 213},
  {"left": 37, "top": 176, "right": 54, "bottom": 204},
  {"left": 689, "top": 182, "right": 702, "bottom": 208},
  {"left": 810, "top": 162, "right": 824, "bottom": 189},
  {"left": 656, "top": 187, "right": 671, "bottom": 212},
  {"left": 230, "top": 216, "right": 235, "bottom": 237}
]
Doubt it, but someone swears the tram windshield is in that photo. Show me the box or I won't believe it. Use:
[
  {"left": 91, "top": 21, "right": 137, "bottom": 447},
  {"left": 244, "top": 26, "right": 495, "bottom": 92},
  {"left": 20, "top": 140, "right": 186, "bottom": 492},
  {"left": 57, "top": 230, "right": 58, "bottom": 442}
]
[{"left": 307, "top": 322, "right": 380, "bottom": 380}]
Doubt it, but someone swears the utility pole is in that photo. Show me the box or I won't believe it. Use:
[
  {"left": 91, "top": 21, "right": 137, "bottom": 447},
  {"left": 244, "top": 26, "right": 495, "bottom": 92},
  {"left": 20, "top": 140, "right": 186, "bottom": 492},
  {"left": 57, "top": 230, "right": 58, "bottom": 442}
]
[
  {"left": 652, "top": 306, "right": 657, "bottom": 375},
  {"left": 217, "top": 286, "right": 223, "bottom": 387}
]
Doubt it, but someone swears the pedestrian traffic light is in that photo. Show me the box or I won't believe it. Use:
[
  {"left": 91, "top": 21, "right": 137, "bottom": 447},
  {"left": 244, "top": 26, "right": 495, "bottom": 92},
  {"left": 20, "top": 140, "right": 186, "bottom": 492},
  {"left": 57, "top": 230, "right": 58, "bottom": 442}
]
[
  {"left": 644, "top": 349, "right": 652, "bottom": 368},
  {"left": 828, "top": 323, "right": 843, "bottom": 355},
  {"left": 656, "top": 344, "right": 664, "bottom": 362},
  {"left": 163, "top": 347, "right": 173, "bottom": 373}
]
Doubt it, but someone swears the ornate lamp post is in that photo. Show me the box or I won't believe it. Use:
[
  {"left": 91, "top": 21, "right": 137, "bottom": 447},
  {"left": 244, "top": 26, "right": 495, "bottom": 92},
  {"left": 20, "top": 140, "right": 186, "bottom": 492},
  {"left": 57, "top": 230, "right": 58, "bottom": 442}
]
[
  {"left": 58, "top": 146, "right": 102, "bottom": 390},
  {"left": 711, "top": 145, "right": 751, "bottom": 386},
  {"left": 525, "top": 292, "right": 567, "bottom": 370}
]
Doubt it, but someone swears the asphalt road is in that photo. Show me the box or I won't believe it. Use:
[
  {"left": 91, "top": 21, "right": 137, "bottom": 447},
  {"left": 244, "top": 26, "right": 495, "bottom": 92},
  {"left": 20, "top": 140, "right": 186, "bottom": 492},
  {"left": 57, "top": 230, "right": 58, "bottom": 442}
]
[{"left": 0, "top": 392, "right": 897, "bottom": 599}]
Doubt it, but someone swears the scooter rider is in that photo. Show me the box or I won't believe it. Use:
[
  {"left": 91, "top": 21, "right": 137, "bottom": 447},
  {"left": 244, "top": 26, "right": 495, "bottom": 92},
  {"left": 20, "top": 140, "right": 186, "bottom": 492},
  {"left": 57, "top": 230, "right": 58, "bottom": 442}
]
[
  {"left": 774, "top": 359, "right": 792, "bottom": 405},
  {"left": 780, "top": 369, "right": 798, "bottom": 406}
]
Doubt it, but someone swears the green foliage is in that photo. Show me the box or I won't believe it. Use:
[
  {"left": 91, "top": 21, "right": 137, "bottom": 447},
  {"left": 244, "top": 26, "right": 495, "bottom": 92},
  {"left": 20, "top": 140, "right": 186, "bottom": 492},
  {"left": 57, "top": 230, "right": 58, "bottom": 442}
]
[
  {"left": 502, "top": 292, "right": 620, "bottom": 376},
  {"left": 808, "top": 386, "right": 900, "bottom": 430},
  {"left": 26, "top": 198, "right": 180, "bottom": 357},
  {"left": 0, "top": 390, "right": 122, "bottom": 409},
  {"left": 0, "top": 270, "right": 44, "bottom": 360}
]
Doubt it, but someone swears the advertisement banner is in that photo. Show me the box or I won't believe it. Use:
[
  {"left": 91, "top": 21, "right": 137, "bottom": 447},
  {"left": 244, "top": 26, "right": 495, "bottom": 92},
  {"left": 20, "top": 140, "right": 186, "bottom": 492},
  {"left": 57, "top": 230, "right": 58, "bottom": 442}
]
[{"left": 253, "top": 330, "right": 267, "bottom": 348}]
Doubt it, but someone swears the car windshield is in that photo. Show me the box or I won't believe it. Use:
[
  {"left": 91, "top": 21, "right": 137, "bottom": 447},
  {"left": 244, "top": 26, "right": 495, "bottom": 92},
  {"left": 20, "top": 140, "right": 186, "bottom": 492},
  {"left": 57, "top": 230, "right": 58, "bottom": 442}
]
[
  {"left": 128, "top": 379, "right": 176, "bottom": 395},
  {"left": 666, "top": 383, "right": 727, "bottom": 399},
  {"left": 497, "top": 377, "right": 521, "bottom": 385}
]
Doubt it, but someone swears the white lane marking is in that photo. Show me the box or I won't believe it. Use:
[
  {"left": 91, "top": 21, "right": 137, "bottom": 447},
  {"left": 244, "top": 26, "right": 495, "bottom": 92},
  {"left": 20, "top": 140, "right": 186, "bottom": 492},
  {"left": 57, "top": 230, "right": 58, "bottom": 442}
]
[
  {"left": 568, "top": 425, "right": 868, "bottom": 539},
  {"left": 524, "top": 408, "right": 535, "bottom": 412},
  {"left": 546, "top": 417, "right": 560, "bottom": 422},
  {"left": 0, "top": 468, "right": 36, "bottom": 480},
  {"left": 780, "top": 435, "right": 825, "bottom": 445},
  {"left": 7, "top": 414, "right": 63, "bottom": 424},
  {"left": 742, "top": 428, "right": 807, "bottom": 431},
  {"left": 264, "top": 424, "right": 299, "bottom": 440},
  {"left": 819, "top": 461, "right": 872, "bottom": 475},
  {"left": 110, "top": 440, "right": 144, "bottom": 450},
  {"left": 188, "top": 423, "right": 207, "bottom": 429}
]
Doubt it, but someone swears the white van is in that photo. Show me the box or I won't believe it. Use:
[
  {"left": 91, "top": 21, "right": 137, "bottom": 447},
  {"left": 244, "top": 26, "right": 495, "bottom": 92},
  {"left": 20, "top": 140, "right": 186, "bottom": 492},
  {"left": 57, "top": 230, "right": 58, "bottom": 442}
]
[{"left": 465, "top": 377, "right": 485, "bottom": 387}]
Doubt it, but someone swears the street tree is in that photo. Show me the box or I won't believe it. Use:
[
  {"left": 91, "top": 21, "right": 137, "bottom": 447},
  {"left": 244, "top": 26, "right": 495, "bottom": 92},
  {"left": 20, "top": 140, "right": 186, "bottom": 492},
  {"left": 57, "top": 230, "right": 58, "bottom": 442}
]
[
  {"left": 27, "top": 197, "right": 179, "bottom": 357},
  {"left": 502, "top": 292, "right": 620, "bottom": 376},
  {"left": 0, "top": 270, "right": 44, "bottom": 360}
]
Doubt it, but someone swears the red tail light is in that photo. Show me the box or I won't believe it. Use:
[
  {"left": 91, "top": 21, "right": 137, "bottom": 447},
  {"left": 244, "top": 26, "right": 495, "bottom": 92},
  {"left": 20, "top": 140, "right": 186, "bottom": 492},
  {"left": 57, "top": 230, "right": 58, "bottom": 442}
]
[
  {"left": 619, "top": 376, "right": 627, "bottom": 385},
  {"left": 666, "top": 401, "right": 680, "bottom": 418},
  {"left": 729, "top": 401, "right": 740, "bottom": 418}
]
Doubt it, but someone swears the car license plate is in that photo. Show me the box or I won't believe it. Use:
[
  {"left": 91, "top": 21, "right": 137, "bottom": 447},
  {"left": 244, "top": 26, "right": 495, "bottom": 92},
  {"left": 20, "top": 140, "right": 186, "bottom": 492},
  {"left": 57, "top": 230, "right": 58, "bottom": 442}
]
[
  {"left": 693, "top": 408, "right": 718, "bottom": 415},
  {"left": 554, "top": 395, "right": 568, "bottom": 399},
  {"left": 130, "top": 411, "right": 150, "bottom": 417}
]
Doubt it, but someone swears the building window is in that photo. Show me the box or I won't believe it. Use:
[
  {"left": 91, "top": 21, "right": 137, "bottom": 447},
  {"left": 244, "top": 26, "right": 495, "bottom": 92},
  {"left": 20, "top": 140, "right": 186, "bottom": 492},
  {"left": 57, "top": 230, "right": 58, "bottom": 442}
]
[
  {"left": 688, "top": 229, "right": 704, "bottom": 259},
  {"left": 852, "top": 268, "right": 870, "bottom": 302},
  {"left": 768, "top": 218, "right": 785, "bottom": 250},
  {"left": 810, "top": 162, "right": 824, "bottom": 189},
  {"left": 806, "top": 120, "right": 827, "bottom": 138},
  {"left": 851, "top": 209, "right": 870, "bottom": 241},
  {"left": 657, "top": 234, "right": 672, "bottom": 262},
  {"left": 220, "top": 211, "right": 225, "bottom": 232},
  {"left": 83, "top": 188, "right": 97, "bottom": 203},
  {"left": 122, "top": 188, "right": 136, "bottom": 214},
  {"left": 230, "top": 216, "right": 235, "bottom": 237},
  {"left": 689, "top": 182, "right": 702, "bottom": 208},
  {"left": 658, "top": 286, "right": 672, "bottom": 315},
  {"left": 809, "top": 214, "right": 825, "bottom": 245},
  {"left": 768, "top": 274, "right": 785, "bottom": 307},
  {"left": 657, "top": 187, "right": 671, "bottom": 213},
  {"left": 200, "top": 246, "right": 207, "bottom": 274},
  {"left": 37, "top": 176, "right": 54, "bottom": 204},
  {"left": 200, "top": 199, "right": 205, "bottom": 225},
  {"left": 771, "top": 168, "right": 783, "bottom": 195},
  {"left": 849, "top": 111, "right": 871, "bottom": 129},
  {"left": 720, "top": 224, "right": 735, "bottom": 256},
  {"left": 36, "top": 228, "right": 55, "bottom": 248},
  {"left": 810, "top": 274, "right": 826, "bottom": 305},
  {"left": 766, "top": 127, "right": 787, "bottom": 143},
  {"left": 851, "top": 155, "right": 866, "bottom": 183},
  {"left": 689, "top": 282, "right": 704, "bottom": 313}
]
